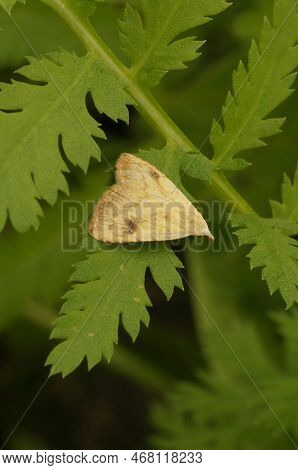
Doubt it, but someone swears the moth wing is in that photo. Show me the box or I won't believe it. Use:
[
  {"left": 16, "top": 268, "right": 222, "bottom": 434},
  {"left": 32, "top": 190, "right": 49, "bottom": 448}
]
[{"left": 89, "top": 153, "right": 213, "bottom": 243}]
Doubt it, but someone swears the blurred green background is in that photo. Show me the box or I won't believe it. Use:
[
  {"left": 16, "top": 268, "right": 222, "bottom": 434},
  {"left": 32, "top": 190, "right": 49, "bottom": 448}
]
[{"left": 0, "top": 0, "right": 297, "bottom": 450}]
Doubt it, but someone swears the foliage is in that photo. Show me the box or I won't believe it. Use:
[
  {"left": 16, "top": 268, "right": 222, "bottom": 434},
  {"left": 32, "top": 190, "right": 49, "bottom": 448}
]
[
  {"left": 210, "top": 0, "right": 298, "bottom": 171},
  {"left": 119, "top": 0, "right": 229, "bottom": 86},
  {"left": 151, "top": 247, "right": 298, "bottom": 449},
  {"left": 0, "top": 0, "right": 25, "bottom": 14},
  {"left": 0, "top": 170, "right": 107, "bottom": 330},
  {"left": 232, "top": 166, "right": 298, "bottom": 309},
  {"left": 0, "top": 0, "right": 297, "bottom": 380},
  {"left": 46, "top": 245, "right": 183, "bottom": 377},
  {"left": 0, "top": 50, "right": 132, "bottom": 232},
  {"left": 151, "top": 309, "right": 298, "bottom": 449},
  {"left": 1, "top": 0, "right": 298, "bottom": 451}
]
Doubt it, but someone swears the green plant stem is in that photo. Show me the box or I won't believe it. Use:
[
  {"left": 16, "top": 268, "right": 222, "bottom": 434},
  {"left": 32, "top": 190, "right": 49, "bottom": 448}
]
[{"left": 45, "top": 0, "right": 256, "bottom": 215}]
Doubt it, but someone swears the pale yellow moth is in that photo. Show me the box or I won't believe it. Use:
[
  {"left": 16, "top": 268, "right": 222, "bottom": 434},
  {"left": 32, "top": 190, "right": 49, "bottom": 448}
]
[{"left": 89, "top": 153, "right": 214, "bottom": 243}]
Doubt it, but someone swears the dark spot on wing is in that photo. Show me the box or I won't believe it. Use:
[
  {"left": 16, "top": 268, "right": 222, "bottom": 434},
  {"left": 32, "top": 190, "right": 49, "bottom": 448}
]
[
  {"left": 126, "top": 219, "right": 138, "bottom": 234},
  {"left": 150, "top": 170, "right": 160, "bottom": 179}
]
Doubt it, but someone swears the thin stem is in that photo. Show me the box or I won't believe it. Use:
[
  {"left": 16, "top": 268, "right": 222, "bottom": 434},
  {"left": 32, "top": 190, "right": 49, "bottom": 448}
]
[{"left": 46, "top": 0, "right": 256, "bottom": 215}]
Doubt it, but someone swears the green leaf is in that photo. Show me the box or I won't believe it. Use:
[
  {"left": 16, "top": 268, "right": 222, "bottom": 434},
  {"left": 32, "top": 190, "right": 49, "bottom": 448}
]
[
  {"left": 232, "top": 166, "right": 298, "bottom": 308},
  {"left": 138, "top": 146, "right": 213, "bottom": 198},
  {"left": 152, "top": 276, "right": 298, "bottom": 450},
  {"left": 0, "top": 50, "right": 133, "bottom": 232},
  {"left": 271, "top": 165, "right": 298, "bottom": 222},
  {"left": 119, "top": 0, "right": 229, "bottom": 87},
  {"left": 180, "top": 152, "right": 213, "bottom": 184},
  {"left": 211, "top": 0, "right": 298, "bottom": 171},
  {"left": 151, "top": 249, "right": 298, "bottom": 449},
  {"left": 232, "top": 214, "right": 298, "bottom": 309},
  {"left": 0, "top": 170, "right": 108, "bottom": 331},
  {"left": 152, "top": 368, "right": 298, "bottom": 449},
  {"left": 0, "top": 0, "right": 25, "bottom": 14},
  {"left": 46, "top": 245, "right": 183, "bottom": 377},
  {"left": 151, "top": 315, "right": 291, "bottom": 449}
]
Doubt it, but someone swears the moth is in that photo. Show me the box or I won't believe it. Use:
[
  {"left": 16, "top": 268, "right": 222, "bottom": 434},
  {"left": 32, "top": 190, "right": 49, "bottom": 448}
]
[{"left": 89, "top": 153, "right": 214, "bottom": 243}]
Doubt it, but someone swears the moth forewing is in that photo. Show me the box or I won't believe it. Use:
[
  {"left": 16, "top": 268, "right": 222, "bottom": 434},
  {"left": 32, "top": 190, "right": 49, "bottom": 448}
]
[{"left": 89, "top": 153, "right": 214, "bottom": 243}]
